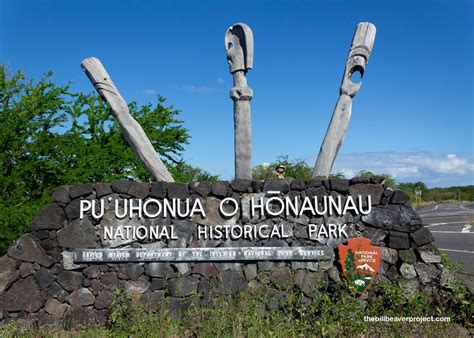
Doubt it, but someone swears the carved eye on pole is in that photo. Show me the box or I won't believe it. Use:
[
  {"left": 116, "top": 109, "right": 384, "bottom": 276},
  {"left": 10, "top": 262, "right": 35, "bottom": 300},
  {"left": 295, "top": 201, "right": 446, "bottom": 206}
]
[
  {"left": 349, "top": 66, "right": 364, "bottom": 84},
  {"left": 225, "top": 23, "right": 254, "bottom": 73},
  {"left": 351, "top": 64, "right": 365, "bottom": 76}
]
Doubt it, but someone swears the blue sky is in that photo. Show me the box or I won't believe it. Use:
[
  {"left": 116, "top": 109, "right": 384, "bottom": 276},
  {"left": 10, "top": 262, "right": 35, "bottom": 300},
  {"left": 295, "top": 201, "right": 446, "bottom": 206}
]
[{"left": 1, "top": 0, "right": 472, "bottom": 187}]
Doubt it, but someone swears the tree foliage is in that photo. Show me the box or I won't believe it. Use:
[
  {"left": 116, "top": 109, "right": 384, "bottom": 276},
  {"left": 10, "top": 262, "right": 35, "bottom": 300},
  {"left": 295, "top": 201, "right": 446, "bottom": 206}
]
[
  {"left": 170, "top": 162, "right": 218, "bottom": 182},
  {"left": 356, "top": 170, "right": 396, "bottom": 188},
  {"left": 252, "top": 155, "right": 313, "bottom": 180},
  {"left": 328, "top": 172, "right": 346, "bottom": 179},
  {"left": 0, "top": 65, "right": 207, "bottom": 253},
  {"left": 251, "top": 155, "right": 474, "bottom": 203}
]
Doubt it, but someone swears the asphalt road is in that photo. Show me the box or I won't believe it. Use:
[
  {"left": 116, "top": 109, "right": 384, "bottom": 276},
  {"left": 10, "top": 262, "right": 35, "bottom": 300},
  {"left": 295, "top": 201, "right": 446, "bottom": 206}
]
[{"left": 417, "top": 203, "right": 474, "bottom": 286}]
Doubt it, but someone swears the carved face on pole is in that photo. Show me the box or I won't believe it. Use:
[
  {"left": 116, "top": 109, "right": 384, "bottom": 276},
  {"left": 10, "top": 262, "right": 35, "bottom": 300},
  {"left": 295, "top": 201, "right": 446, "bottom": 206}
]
[
  {"left": 225, "top": 23, "right": 254, "bottom": 73},
  {"left": 313, "top": 22, "right": 376, "bottom": 178},
  {"left": 340, "top": 22, "right": 376, "bottom": 97}
]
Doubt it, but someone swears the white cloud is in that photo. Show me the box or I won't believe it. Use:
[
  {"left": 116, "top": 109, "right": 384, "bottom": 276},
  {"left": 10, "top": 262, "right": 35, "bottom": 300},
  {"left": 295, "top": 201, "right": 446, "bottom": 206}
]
[
  {"left": 388, "top": 153, "right": 474, "bottom": 176},
  {"left": 328, "top": 151, "right": 474, "bottom": 187}
]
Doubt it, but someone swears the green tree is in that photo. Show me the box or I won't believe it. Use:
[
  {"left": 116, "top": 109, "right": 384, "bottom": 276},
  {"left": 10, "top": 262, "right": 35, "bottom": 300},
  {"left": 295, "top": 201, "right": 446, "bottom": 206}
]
[
  {"left": 0, "top": 67, "right": 71, "bottom": 254},
  {"left": 397, "top": 181, "right": 427, "bottom": 193},
  {"left": 251, "top": 155, "right": 355, "bottom": 181},
  {"left": 0, "top": 66, "right": 211, "bottom": 253},
  {"left": 397, "top": 181, "right": 427, "bottom": 202},
  {"left": 329, "top": 172, "right": 346, "bottom": 179},
  {"left": 357, "top": 170, "right": 396, "bottom": 188},
  {"left": 356, "top": 170, "right": 374, "bottom": 177},
  {"left": 57, "top": 92, "right": 190, "bottom": 183},
  {"left": 252, "top": 155, "right": 313, "bottom": 180},
  {"left": 170, "top": 161, "right": 218, "bottom": 182}
]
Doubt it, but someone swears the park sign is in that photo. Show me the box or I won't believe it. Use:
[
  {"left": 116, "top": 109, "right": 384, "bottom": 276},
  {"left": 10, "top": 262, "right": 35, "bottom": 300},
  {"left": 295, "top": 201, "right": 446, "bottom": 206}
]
[
  {"left": 73, "top": 191, "right": 376, "bottom": 264},
  {"left": 72, "top": 188, "right": 384, "bottom": 295}
]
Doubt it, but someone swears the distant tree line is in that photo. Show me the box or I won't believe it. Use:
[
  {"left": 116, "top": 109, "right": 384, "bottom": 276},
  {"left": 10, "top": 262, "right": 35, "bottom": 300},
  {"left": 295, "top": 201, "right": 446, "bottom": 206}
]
[{"left": 252, "top": 155, "right": 473, "bottom": 203}]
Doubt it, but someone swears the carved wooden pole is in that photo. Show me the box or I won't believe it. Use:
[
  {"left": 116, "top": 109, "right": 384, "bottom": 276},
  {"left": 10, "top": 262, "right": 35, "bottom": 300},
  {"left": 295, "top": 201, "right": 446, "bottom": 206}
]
[
  {"left": 81, "top": 57, "right": 174, "bottom": 182},
  {"left": 312, "top": 22, "right": 376, "bottom": 178},
  {"left": 225, "top": 23, "right": 254, "bottom": 180}
]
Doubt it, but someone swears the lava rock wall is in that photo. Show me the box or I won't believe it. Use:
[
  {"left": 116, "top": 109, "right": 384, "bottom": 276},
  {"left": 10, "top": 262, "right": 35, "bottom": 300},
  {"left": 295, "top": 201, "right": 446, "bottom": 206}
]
[{"left": 0, "top": 177, "right": 452, "bottom": 328}]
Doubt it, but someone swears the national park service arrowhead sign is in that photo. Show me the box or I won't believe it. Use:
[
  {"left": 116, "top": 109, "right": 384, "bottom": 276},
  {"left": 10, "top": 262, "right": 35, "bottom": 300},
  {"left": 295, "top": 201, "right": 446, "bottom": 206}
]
[{"left": 338, "top": 237, "right": 381, "bottom": 294}]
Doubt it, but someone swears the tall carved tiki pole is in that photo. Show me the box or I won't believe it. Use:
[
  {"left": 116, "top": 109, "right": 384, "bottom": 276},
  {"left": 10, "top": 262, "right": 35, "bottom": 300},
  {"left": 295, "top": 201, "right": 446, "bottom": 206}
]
[
  {"left": 225, "top": 23, "right": 254, "bottom": 180},
  {"left": 313, "top": 22, "right": 376, "bottom": 178}
]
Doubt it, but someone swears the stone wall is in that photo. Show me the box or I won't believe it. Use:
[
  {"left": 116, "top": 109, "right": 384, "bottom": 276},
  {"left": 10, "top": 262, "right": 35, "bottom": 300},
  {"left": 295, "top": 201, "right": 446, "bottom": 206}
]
[{"left": 0, "top": 177, "right": 452, "bottom": 328}]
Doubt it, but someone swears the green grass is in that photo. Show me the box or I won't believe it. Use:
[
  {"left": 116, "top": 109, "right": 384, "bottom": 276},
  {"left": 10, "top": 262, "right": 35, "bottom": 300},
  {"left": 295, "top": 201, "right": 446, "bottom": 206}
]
[{"left": 1, "top": 273, "right": 472, "bottom": 337}]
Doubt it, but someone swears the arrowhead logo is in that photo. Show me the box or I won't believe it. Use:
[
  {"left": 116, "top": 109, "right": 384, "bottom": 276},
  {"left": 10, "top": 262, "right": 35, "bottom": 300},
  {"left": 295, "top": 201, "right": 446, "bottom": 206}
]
[{"left": 338, "top": 237, "right": 381, "bottom": 294}]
